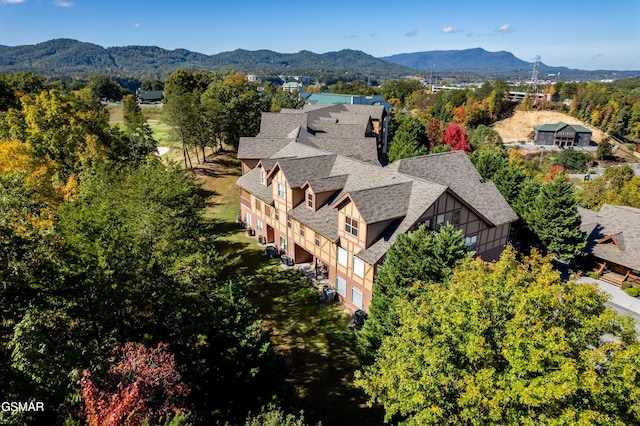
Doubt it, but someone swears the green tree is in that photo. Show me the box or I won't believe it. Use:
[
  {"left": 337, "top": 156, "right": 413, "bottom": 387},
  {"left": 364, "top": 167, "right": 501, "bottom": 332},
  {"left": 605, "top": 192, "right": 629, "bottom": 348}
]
[
  {"left": 122, "top": 94, "right": 157, "bottom": 162},
  {"left": 596, "top": 138, "right": 613, "bottom": 160},
  {"left": 140, "top": 79, "right": 164, "bottom": 92},
  {"left": 611, "top": 176, "right": 640, "bottom": 208},
  {"left": 576, "top": 175, "right": 610, "bottom": 210},
  {"left": 260, "top": 82, "right": 305, "bottom": 112},
  {"left": 387, "top": 114, "right": 427, "bottom": 162},
  {"left": 86, "top": 75, "right": 124, "bottom": 102},
  {"left": 468, "top": 124, "right": 504, "bottom": 152},
  {"left": 604, "top": 164, "right": 635, "bottom": 193},
  {"left": 470, "top": 150, "right": 508, "bottom": 181},
  {"left": 553, "top": 149, "right": 592, "bottom": 172},
  {"left": 356, "top": 225, "right": 470, "bottom": 363},
  {"left": 530, "top": 173, "right": 586, "bottom": 260},
  {"left": 355, "top": 248, "right": 640, "bottom": 425}
]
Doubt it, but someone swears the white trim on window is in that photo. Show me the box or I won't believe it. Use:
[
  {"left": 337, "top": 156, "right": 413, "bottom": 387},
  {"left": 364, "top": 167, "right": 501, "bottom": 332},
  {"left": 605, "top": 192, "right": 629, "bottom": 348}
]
[
  {"left": 337, "top": 246, "right": 348, "bottom": 267},
  {"left": 245, "top": 212, "right": 252, "bottom": 225},
  {"left": 279, "top": 236, "right": 288, "bottom": 251},
  {"left": 336, "top": 276, "right": 346, "bottom": 296},
  {"left": 353, "top": 256, "right": 365, "bottom": 278},
  {"left": 277, "top": 182, "right": 286, "bottom": 199},
  {"left": 351, "top": 286, "right": 363, "bottom": 309},
  {"left": 256, "top": 220, "right": 263, "bottom": 233}
]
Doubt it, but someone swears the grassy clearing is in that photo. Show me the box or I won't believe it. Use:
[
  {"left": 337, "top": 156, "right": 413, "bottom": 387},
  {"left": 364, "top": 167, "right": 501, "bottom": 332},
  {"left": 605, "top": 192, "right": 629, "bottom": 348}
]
[
  {"left": 199, "top": 154, "right": 384, "bottom": 425},
  {"left": 106, "top": 100, "right": 381, "bottom": 423}
]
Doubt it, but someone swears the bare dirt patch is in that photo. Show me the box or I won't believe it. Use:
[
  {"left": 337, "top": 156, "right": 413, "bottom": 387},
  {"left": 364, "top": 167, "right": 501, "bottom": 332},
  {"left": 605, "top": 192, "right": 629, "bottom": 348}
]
[{"left": 492, "top": 110, "right": 609, "bottom": 144}]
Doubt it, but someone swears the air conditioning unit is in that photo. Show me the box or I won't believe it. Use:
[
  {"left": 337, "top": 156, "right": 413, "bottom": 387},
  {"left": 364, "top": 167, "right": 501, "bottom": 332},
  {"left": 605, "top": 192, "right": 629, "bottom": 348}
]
[
  {"left": 247, "top": 228, "right": 255, "bottom": 236},
  {"left": 258, "top": 235, "right": 266, "bottom": 245}
]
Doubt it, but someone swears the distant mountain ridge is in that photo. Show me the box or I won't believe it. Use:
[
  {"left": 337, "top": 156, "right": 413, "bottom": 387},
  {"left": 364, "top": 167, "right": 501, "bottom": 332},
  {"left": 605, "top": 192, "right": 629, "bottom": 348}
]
[
  {"left": 0, "top": 39, "right": 637, "bottom": 81},
  {"left": 0, "top": 38, "right": 415, "bottom": 79},
  {"left": 382, "top": 48, "right": 545, "bottom": 71}
]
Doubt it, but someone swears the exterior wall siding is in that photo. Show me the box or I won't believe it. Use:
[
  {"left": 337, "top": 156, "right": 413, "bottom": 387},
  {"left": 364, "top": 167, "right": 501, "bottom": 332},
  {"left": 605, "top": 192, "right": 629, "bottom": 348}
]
[{"left": 241, "top": 173, "right": 512, "bottom": 314}]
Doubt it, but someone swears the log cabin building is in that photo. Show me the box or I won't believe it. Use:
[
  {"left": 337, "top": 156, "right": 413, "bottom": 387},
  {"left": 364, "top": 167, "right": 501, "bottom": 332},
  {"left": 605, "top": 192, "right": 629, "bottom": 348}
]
[{"left": 237, "top": 104, "right": 518, "bottom": 312}]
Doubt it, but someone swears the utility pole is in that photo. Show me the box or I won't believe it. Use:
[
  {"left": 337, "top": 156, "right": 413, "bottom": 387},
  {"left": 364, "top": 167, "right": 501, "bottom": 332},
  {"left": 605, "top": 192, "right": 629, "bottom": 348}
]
[{"left": 530, "top": 55, "right": 540, "bottom": 106}]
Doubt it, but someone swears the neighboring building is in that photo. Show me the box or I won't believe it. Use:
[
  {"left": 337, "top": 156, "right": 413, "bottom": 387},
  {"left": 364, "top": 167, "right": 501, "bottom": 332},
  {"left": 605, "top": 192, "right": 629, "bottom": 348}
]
[
  {"left": 247, "top": 74, "right": 258, "bottom": 82},
  {"left": 578, "top": 204, "right": 640, "bottom": 286},
  {"left": 301, "top": 92, "right": 389, "bottom": 110},
  {"left": 533, "top": 122, "right": 592, "bottom": 147},
  {"left": 236, "top": 105, "right": 518, "bottom": 312},
  {"left": 282, "top": 82, "right": 304, "bottom": 92},
  {"left": 138, "top": 90, "right": 164, "bottom": 103}
]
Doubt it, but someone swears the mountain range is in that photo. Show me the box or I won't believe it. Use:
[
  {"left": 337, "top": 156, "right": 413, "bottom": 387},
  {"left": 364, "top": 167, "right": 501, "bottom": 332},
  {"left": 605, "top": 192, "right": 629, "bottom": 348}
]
[{"left": 0, "top": 38, "right": 637, "bottom": 82}]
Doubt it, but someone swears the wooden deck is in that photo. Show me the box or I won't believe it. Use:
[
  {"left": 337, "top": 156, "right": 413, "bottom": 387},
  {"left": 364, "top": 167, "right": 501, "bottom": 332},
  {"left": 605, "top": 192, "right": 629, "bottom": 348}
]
[{"left": 601, "top": 271, "right": 629, "bottom": 287}]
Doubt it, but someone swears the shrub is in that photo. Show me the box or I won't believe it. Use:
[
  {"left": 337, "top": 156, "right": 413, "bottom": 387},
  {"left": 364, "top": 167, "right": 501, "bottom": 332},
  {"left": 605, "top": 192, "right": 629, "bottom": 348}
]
[
  {"left": 624, "top": 286, "right": 640, "bottom": 297},
  {"left": 553, "top": 149, "right": 592, "bottom": 172},
  {"left": 586, "top": 271, "right": 598, "bottom": 279}
]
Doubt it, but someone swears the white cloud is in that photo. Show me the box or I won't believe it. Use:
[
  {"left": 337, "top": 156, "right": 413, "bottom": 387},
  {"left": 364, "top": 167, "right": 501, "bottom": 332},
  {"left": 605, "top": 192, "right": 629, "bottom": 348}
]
[
  {"left": 441, "top": 26, "right": 462, "bottom": 34},
  {"left": 52, "top": 0, "right": 73, "bottom": 6},
  {"left": 0, "top": 0, "right": 27, "bottom": 4},
  {"left": 496, "top": 24, "right": 512, "bottom": 34},
  {"left": 130, "top": 22, "right": 142, "bottom": 29},
  {"left": 404, "top": 30, "right": 419, "bottom": 37}
]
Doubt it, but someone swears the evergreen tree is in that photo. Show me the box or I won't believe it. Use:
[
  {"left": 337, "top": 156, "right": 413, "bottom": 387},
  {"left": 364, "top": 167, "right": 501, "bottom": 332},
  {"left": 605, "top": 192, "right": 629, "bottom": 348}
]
[
  {"left": 123, "top": 94, "right": 157, "bottom": 163},
  {"left": 356, "top": 225, "right": 469, "bottom": 363},
  {"left": 387, "top": 115, "right": 427, "bottom": 162},
  {"left": 530, "top": 174, "right": 586, "bottom": 261}
]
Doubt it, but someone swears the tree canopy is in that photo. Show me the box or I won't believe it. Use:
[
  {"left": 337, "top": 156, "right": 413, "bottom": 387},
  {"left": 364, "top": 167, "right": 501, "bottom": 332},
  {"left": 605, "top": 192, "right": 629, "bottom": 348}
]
[
  {"left": 355, "top": 248, "right": 640, "bottom": 425},
  {"left": 356, "top": 224, "right": 470, "bottom": 363}
]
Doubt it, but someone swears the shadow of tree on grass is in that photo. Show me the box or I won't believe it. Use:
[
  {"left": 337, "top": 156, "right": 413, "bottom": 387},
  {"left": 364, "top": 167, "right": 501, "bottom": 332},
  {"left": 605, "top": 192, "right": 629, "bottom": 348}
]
[{"left": 248, "top": 268, "right": 385, "bottom": 426}]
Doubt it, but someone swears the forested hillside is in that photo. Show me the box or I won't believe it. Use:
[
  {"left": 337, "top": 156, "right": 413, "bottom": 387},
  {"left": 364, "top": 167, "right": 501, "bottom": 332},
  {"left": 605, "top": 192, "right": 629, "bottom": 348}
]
[{"left": 0, "top": 38, "right": 415, "bottom": 80}]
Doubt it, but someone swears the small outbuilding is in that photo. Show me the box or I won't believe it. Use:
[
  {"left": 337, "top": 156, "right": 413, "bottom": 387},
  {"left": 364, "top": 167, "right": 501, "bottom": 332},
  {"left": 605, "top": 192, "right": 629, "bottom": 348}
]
[{"left": 533, "top": 122, "right": 592, "bottom": 148}]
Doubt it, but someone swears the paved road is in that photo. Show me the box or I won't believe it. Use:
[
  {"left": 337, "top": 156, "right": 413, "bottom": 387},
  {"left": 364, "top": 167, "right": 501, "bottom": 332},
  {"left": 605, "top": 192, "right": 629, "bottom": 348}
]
[{"left": 579, "top": 277, "right": 640, "bottom": 331}]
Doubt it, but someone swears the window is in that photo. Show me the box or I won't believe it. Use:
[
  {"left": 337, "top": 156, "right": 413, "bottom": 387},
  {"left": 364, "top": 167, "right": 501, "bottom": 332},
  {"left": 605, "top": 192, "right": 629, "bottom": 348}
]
[
  {"left": 314, "top": 232, "right": 320, "bottom": 247},
  {"left": 299, "top": 225, "right": 305, "bottom": 237},
  {"left": 256, "top": 220, "right": 263, "bottom": 233},
  {"left": 345, "top": 216, "right": 359, "bottom": 237},
  {"left": 277, "top": 183, "right": 286, "bottom": 199},
  {"left": 279, "top": 236, "right": 288, "bottom": 251},
  {"left": 287, "top": 219, "right": 292, "bottom": 228},
  {"left": 336, "top": 276, "right": 346, "bottom": 296},
  {"left": 351, "top": 286, "right": 363, "bottom": 309},
  {"left": 452, "top": 209, "right": 461, "bottom": 226},
  {"left": 260, "top": 170, "right": 266, "bottom": 185},
  {"left": 353, "top": 256, "right": 365, "bottom": 278},
  {"left": 436, "top": 213, "right": 445, "bottom": 229},
  {"left": 245, "top": 212, "right": 252, "bottom": 226},
  {"left": 337, "top": 246, "right": 348, "bottom": 267},
  {"left": 307, "top": 192, "right": 314, "bottom": 209},
  {"left": 465, "top": 235, "right": 478, "bottom": 251},
  {"left": 274, "top": 209, "right": 279, "bottom": 221},
  {"left": 254, "top": 198, "right": 262, "bottom": 211}
]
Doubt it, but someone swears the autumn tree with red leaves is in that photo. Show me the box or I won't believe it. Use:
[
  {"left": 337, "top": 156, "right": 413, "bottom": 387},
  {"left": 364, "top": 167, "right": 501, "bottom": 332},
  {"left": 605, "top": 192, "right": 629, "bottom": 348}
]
[
  {"left": 79, "top": 342, "right": 190, "bottom": 426},
  {"left": 545, "top": 165, "right": 568, "bottom": 182},
  {"left": 443, "top": 122, "right": 472, "bottom": 153}
]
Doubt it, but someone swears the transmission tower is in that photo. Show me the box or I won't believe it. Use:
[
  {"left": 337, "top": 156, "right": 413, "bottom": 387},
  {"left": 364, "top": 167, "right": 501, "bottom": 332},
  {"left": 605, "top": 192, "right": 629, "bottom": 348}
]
[{"left": 530, "top": 55, "right": 541, "bottom": 104}]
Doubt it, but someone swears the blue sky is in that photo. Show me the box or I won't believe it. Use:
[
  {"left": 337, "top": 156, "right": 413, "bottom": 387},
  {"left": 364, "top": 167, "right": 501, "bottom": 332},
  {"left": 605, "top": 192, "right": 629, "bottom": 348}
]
[{"left": 1, "top": 0, "right": 639, "bottom": 71}]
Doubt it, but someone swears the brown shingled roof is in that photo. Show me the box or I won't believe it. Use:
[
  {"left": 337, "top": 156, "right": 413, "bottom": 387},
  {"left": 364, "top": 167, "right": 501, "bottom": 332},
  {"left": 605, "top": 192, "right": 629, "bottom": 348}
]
[
  {"left": 333, "top": 182, "right": 413, "bottom": 224},
  {"left": 396, "top": 151, "right": 518, "bottom": 226},
  {"left": 578, "top": 204, "right": 640, "bottom": 271}
]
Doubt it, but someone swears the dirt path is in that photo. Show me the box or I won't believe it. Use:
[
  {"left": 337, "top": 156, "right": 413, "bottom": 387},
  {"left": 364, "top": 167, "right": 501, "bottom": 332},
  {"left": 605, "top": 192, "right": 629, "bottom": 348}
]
[{"left": 492, "top": 110, "right": 609, "bottom": 143}]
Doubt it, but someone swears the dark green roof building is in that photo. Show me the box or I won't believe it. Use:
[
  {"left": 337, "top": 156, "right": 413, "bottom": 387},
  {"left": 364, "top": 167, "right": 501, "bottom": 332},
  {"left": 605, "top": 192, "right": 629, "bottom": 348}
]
[{"left": 534, "top": 122, "right": 592, "bottom": 147}]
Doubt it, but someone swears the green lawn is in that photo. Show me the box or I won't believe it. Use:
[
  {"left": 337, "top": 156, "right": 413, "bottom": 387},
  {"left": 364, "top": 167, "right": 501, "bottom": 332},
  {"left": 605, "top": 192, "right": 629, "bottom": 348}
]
[
  {"left": 200, "top": 155, "right": 384, "bottom": 425},
  {"left": 107, "top": 103, "right": 383, "bottom": 424}
]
